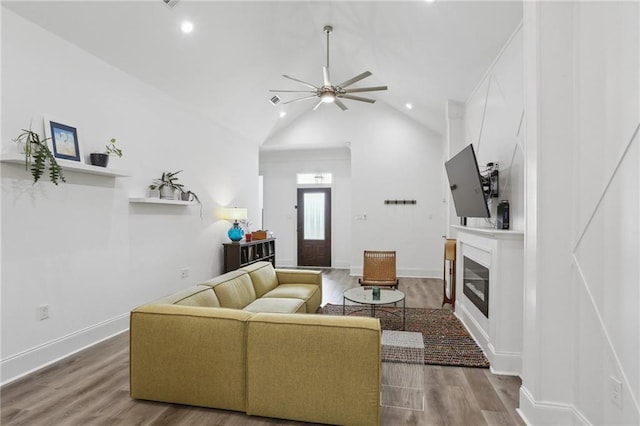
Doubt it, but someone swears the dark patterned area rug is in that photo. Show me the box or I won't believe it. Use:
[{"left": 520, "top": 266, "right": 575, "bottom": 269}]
[{"left": 317, "top": 304, "right": 490, "bottom": 368}]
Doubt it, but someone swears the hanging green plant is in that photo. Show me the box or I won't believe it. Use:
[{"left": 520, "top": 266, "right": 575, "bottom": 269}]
[{"left": 13, "top": 128, "right": 65, "bottom": 185}]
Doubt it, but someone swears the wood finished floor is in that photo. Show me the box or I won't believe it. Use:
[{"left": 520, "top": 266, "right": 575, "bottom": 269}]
[{"left": 1, "top": 270, "right": 524, "bottom": 426}]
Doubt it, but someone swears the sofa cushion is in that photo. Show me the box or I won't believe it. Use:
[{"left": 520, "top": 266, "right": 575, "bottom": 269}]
[
  {"left": 149, "top": 285, "right": 221, "bottom": 308},
  {"left": 239, "top": 261, "right": 279, "bottom": 298},
  {"left": 243, "top": 297, "right": 305, "bottom": 314},
  {"left": 199, "top": 270, "right": 246, "bottom": 288},
  {"left": 210, "top": 273, "right": 257, "bottom": 309},
  {"left": 175, "top": 287, "right": 220, "bottom": 307},
  {"left": 262, "top": 284, "right": 321, "bottom": 313}
]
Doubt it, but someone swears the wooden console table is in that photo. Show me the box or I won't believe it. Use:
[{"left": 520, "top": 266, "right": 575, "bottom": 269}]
[{"left": 223, "top": 238, "right": 276, "bottom": 272}]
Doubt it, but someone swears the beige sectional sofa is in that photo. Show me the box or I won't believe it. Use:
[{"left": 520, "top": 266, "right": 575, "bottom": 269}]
[{"left": 130, "top": 261, "right": 382, "bottom": 426}]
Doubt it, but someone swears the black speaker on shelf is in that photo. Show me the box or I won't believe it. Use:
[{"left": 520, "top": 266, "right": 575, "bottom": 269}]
[{"left": 497, "top": 200, "right": 510, "bottom": 229}]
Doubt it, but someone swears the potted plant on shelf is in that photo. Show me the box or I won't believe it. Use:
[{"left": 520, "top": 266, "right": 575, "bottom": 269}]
[
  {"left": 147, "top": 184, "right": 160, "bottom": 199},
  {"left": 180, "top": 189, "right": 200, "bottom": 203},
  {"left": 13, "top": 128, "right": 65, "bottom": 185},
  {"left": 149, "top": 170, "right": 184, "bottom": 199},
  {"left": 180, "top": 188, "right": 202, "bottom": 217},
  {"left": 89, "top": 138, "right": 122, "bottom": 167}
]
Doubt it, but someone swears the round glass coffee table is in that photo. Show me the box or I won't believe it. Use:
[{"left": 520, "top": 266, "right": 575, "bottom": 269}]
[{"left": 343, "top": 287, "right": 406, "bottom": 330}]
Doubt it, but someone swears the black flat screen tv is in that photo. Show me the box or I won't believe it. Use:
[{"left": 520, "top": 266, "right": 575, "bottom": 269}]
[{"left": 445, "top": 144, "right": 490, "bottom": 218}]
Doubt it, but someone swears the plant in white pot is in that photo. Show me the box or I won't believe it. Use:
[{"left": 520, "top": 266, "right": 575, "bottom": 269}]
[
  {"left": 150, "top": 170, "right": 184, "bottom": 200},
  {"left": 90, "top": 138, "right": 122, "bottom": 167},
  {"left": 147, "top": 185, "right": 160, "bottom": 199}
]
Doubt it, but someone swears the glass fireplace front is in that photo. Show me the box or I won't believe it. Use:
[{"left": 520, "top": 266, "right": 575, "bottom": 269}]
[{"left": 463, "top": 256, "right": 489, "bottom": 318}]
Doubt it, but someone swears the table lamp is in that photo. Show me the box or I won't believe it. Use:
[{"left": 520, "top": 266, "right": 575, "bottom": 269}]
[{"left": 219, "top": 207, "right": 247, "bottom": 241}]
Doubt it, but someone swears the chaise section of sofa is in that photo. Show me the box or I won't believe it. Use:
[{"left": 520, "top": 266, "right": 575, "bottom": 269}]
[
  {"left": 246, "top": 313, "right": 381, "bottom": 426},
  {"left": 130, "top": 302, "right": 251, "bottom": 412}
]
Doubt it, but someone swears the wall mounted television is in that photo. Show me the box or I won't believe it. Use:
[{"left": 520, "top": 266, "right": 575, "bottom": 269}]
[{"left": 445, "top": 144, "right": 490, "bottom": 218}]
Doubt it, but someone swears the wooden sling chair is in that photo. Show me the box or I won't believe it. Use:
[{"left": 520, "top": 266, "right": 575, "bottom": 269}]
[{"left": 358, "top": 250, "right": 399, "bottom": 289}]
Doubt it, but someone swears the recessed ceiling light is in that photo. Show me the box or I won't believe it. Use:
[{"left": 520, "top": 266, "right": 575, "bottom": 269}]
[
  {"left": 279, "top": 111, "right": 287, "bottom": 118},
  {"left": 424, "top": 0, "right": 436, "bottom": 3},
  {"left": 405, "top": 103, "right": 413, "bottom": 110},
  {"left": 180, "top": 21, "right": 194, "bottom": 34}
]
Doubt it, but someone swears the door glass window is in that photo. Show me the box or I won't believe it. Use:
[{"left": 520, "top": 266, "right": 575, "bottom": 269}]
[{"left": 304, "top": 192, "right": 325, "bottom": 240}]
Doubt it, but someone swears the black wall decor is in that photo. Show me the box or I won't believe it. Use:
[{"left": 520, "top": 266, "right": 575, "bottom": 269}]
[{"left": 384, "top": 199, "right": 417, "bottom": 205}]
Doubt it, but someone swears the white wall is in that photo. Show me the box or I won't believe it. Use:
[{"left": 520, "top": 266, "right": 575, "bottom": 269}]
[
  {"left": 259, "top": 147, "right": 351, "bottom": 268},
  {"left": 520, "top": 2, "right": 640, "bottom": 425},
  {"left": 448, "top": 25, "right": 524, "bottom": 232},
  {"left": 262, "top": 101, "right": 444, "bottom": 277},
  {"left": 0, "top": 9, "right": 258, "bottom": 384}
]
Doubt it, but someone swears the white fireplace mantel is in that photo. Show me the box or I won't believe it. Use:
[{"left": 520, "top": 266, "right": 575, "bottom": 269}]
[{"left": 452, "top": 225, "right": 524, "bottom": 376}]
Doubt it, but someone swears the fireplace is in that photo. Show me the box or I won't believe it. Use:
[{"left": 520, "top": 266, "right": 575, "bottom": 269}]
[
  {"left": 463, "top": 256, "right": 489, "bottom": 318},
  {"left": 454, "top": 226, "right": 524, "bottom": 374}
]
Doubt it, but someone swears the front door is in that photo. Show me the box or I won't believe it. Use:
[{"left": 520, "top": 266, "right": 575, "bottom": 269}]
[{"left": 297, "top": 188, "right": 331, "bottom": 267}]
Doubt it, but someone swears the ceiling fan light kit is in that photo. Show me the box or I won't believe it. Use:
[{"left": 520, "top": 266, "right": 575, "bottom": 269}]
[{"left": 270, "top": 25, "right": 388, "bottom": 111}]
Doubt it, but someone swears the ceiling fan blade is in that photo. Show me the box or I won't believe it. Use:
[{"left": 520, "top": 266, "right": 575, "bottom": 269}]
[
  {"left": 322, "top": 66, "right": 331, "bottom": 86},
  {"left": 269, "top": 89, "right": 317, "bottom": 93},
  {"left": 334, "top": 98, "right": 348, "bottom": 111},
  {"left": 340, "top": 94, "right": 376, "bottom": 104},
  {"left": 337, "top": 71, "right": 372, "bottom": 88},
  {"left": 282, "top": 74, "right": 319, "bottom": 90},
  {"left": 312, "top": 99, "right": 324, "bottom": 111},
  {"left": 282, "top": 94, "right": 319, "bottom": 105},
  {"left": 343, "top": 85, "right": 388, "bottom": 93}
]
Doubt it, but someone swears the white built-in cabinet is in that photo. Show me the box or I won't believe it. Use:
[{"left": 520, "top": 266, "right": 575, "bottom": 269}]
[{"left": 452, "top": 225, "right": 524, "bottom": 376}]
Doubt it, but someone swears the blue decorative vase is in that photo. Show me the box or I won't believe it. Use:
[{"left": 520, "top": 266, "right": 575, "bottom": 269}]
[{"left": 227, "top": 223, "right": 244, "bottom": 242}]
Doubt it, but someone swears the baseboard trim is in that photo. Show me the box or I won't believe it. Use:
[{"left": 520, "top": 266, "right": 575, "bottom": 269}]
[
  {"left": 518, "top": 385, "right": 589, "bottom": 425},
  {"left": 0, "top": 313, "right": 129, "bottom": 386},
  {"left": 456, "top": 303, "right": 521, "bottom": 376}
]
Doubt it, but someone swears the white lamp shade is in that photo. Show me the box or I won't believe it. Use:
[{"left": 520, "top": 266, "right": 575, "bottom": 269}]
[{"left": 218, "top": 207, "right": 248, "bottom": 221}]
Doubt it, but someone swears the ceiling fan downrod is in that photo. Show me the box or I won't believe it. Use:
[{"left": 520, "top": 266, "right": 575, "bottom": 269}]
[{"left": 324, "top": 25, "right": 332, "bottom": 69}]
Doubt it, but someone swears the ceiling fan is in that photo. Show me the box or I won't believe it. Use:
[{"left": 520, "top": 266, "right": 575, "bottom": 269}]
[{"left": 270, "top": 25, "right": 388, "bottom": 111}]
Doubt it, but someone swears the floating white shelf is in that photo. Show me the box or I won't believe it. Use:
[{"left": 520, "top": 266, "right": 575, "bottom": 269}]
[
  {"left": 129, "top": 197, "right": 196, "bottom": 206},
  {"left": 0, "top": 153, "right": 130, "bottom": 177}
]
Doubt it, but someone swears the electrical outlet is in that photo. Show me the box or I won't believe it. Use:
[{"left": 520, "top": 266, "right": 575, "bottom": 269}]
[
  {"left": 38, "top": 304, "right": 49, "bottom": 321},
  {"left": 610, "top": 376, "right": 622, "bottom": 409},
  {"left": 180, "top": 268, "right": 189, "bottom": 279}
]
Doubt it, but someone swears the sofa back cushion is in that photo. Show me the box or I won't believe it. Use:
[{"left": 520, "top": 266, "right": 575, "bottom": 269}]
[
  {"left": 239, "top": 261, "right": 279, "bottom": 298},
  {"left": 210, "top": 273, "right": 257, "bottom": 309},
  {"left": 175, "top": 287, "right": 220, "bottom": 307},
  {"left": 148, "top": 285, "right": 221, "bottom": 308}
]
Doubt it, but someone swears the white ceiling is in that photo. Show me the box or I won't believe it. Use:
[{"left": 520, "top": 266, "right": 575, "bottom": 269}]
[{"left": 4, "top": 0, "right": 522, "bottom": 146}]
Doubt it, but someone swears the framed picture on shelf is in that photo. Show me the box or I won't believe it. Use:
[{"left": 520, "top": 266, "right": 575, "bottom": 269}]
[{"left": 44, "top": 116, "right": 82, "bottom": 162}]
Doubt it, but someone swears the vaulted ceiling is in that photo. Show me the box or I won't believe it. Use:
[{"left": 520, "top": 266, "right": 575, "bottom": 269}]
[{"left": 4, "top": 1, "right": 522, "bottom": 146}]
